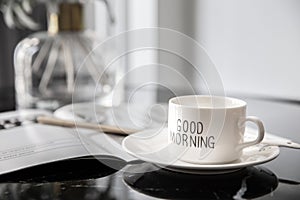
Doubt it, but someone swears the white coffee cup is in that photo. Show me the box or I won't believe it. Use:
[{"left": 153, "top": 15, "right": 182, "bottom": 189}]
[{"left": 168, "top": 95, "right": 265, "bottom": 164}]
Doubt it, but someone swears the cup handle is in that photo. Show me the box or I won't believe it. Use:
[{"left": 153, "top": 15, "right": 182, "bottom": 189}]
[{"left": 237, "top": 116, "right": 265, "bottom": 150}]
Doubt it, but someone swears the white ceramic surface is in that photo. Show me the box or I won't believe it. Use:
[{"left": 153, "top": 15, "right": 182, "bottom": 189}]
[
  {"left": 122, "top": 128, "right": 280, "bottom": 172},
  {"left": 168, "top": 95, "right": 265, "bottom": 164}
]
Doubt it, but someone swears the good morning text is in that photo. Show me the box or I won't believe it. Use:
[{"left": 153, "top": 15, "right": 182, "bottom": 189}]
[{"left": 170, "top": 119, "right": 215, "bottom": 149}]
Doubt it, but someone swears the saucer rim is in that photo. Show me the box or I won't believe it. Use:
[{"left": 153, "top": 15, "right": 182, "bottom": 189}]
[{"left": 122, "top": 128, "right": 280, "bottom": 171}]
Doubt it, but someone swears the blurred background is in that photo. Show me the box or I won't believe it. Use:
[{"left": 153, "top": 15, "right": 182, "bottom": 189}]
[{"left": 1, "top": 0, "right": 300, "bottom": 111}]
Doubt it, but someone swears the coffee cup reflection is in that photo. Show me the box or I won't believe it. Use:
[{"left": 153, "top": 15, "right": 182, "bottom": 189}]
[{"left": 123, "top": 163, "right": 278, "bottom": 199}]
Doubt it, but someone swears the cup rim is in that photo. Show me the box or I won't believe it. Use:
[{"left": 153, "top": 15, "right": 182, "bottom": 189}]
[{"left": 169, "top": 95, "right": 247, "bottom": 109}]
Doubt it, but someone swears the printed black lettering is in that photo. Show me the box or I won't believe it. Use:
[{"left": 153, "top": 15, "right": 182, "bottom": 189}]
[
  {"left": 190, "top": 135, "right": 197, "bottom": 147},
  {"left": 183, "top": 120, "right": 189, "bottom": 132},
  {"left": 190, "top": 121, "right": 196, "bottom": 134},
  {"left": 170, "top": 131, "right": 215, "bottom": 149},
  {"left": 176, "top": 132, "right": 181, "bottom": 145},
  {"left": 200, "top": 136, "right": 207, "bottom": 148},
  {"left": 177, "top": 119, "right": 181, "bottom": 131},
  {"left": 208, "top": 136, "right": 215, "bottom": 149},
  {"left": 182, "top": 134, "right": 188, "bottom": 146},
  {"left": 170, "top": 131, "right": 176, "bottom": 142},
  {"left": 197, "top": 122, "right": 203, "bottom": 134}
]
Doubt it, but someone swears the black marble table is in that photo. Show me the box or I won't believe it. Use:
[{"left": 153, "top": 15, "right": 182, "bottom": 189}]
[{"left": 0, "top": 97, "right": 299, "bottom": 200}]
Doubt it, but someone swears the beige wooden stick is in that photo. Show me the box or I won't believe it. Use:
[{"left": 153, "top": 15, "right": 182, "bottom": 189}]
[{"left": 37, "top": 116, "right": 137, "bottom": 136}]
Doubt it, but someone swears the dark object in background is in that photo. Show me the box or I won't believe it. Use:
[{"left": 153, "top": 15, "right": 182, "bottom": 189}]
[{"left": 0, "top": 4, "right": 47, "bottom": 112}]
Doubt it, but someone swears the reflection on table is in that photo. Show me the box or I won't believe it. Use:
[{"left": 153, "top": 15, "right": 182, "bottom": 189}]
[
  {"left": 123, "top": 163, "right": 278, "bottom": 199},
  {"left": 0, "top": 156, "right": 122, "bottom": 200}
]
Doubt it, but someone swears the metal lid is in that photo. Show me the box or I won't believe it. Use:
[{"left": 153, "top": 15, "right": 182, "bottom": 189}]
[
  {"left": 59, "top": 2, "right": 83, "bottom": 31},
  {"left": 48, "top": 2, "right": 83, "bottom": 34}
]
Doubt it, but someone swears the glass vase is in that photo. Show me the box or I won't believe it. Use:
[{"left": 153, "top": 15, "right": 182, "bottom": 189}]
[{"left": 14, "top": 1, "right": 117, "bottom": 110}]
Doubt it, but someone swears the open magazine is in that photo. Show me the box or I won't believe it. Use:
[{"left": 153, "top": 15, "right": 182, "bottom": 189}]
[{"left": 0, "top": 110, "right": 134, "bottom": 175}]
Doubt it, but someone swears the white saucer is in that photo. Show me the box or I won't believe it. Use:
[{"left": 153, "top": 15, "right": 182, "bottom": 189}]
[{"left": 122, "top": 128, "right": 280, "bottom": 173}]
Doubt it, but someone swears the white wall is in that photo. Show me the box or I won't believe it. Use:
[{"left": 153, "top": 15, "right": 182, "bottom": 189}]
[
  {"left": 125, "top": 0, "right": 158, "bottom": 105},
  {"left": 158, "top": 0, "right": 300, "bottom": 100},
  {"left": 158, "top": 0, "right": 199, "bottom": 95},
  {"left": 93, "top": 0, "right": 300, "bottom": 101},
  {"left": 195, "top": 0, "right": 300, "bottom": 100}
]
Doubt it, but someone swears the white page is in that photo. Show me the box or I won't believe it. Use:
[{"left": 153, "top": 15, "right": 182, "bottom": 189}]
[{"left": 0, "top": 124, "right": 132, "bottom": 175}]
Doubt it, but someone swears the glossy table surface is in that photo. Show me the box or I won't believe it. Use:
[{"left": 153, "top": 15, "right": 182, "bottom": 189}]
[{"left": 0, "top": 97, "right": 299, "bottom": 200}]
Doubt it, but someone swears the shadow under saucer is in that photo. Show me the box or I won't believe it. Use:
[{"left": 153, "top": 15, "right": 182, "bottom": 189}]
[{"left": 123, "top": 163, "right": 278, "bottom": 199}]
